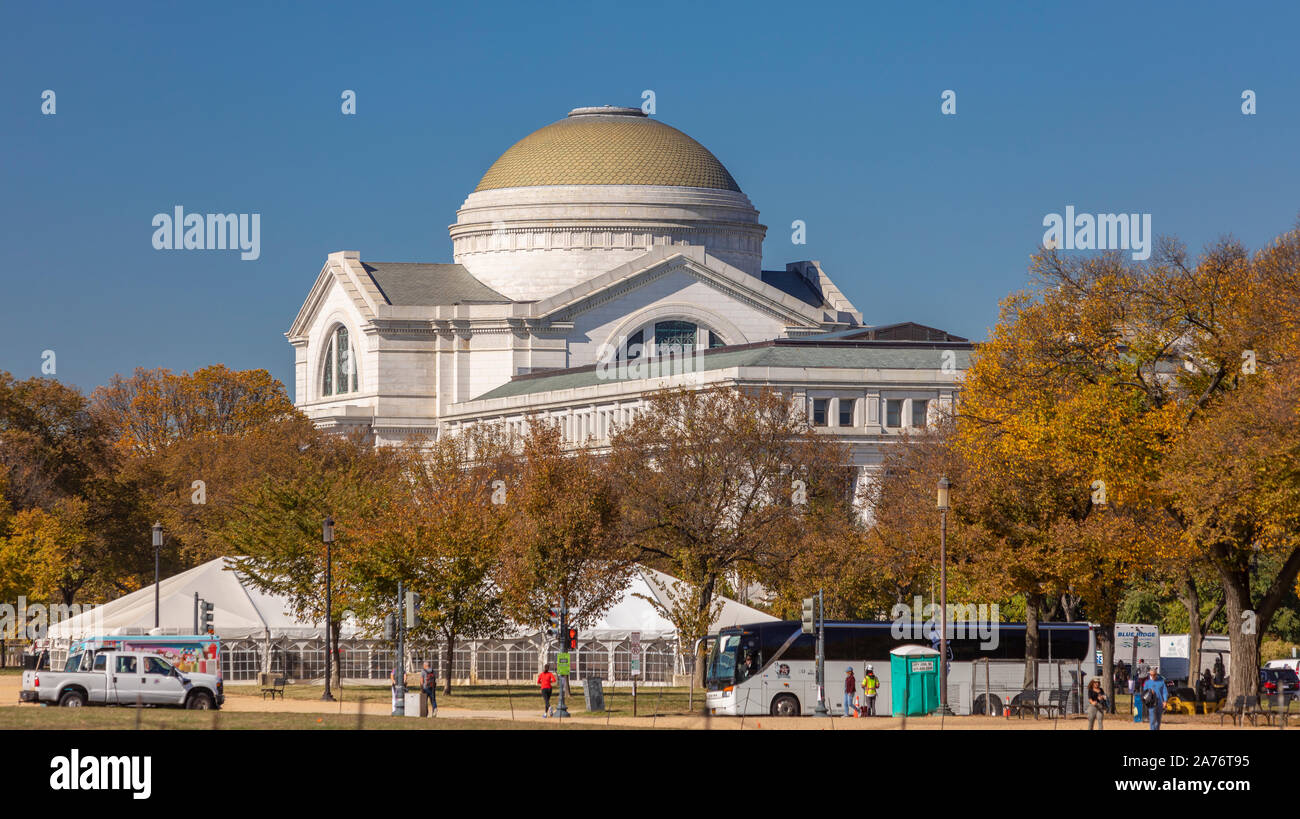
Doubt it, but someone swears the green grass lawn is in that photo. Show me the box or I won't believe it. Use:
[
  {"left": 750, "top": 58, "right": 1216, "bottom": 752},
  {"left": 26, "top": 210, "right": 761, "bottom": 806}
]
[
  {"left": 0, "top": 668, "right": 21, "bottom": 676},
  {"left": 227, "top": 682, "right": 703, "bottom": 716},
  {"left": 0, "top": 706, "right": 624, "bottom": 730}
]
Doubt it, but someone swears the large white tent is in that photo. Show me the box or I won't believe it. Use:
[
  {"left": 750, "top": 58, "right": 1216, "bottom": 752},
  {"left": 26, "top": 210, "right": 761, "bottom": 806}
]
[
  {"left": 43, "top": 557, "right": 776, "bottom": 685},
  {"left": 47, "top": 557, "right": 344, "bottom": 642}
]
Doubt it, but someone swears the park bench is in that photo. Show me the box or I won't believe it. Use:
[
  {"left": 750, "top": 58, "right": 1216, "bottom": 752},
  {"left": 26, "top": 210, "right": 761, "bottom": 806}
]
[
  {"left": 260, "top": 673, "right": 287, "bottom": 700},
  {"left": 1218, "top": 696, "right": 1247, "bottom": 725},
  {"left": 1254, "top": 695, "right": 1287, "bottom": 727},
  {"left": 1009, "top": 689, "right": 1041, "bottom": 719},
  {"left": 1041, "top": 689, "right": 1072, "bottom": 719}
]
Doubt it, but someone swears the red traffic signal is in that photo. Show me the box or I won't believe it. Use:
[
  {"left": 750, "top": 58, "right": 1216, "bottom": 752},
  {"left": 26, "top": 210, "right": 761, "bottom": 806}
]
[{"left": 567, "top": 628, "right": 577, "bottom": 650}]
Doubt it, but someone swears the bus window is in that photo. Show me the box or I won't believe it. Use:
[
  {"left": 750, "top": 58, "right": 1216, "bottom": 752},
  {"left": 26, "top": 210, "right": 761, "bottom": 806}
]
[{"left": 707, "top": 633, "right": 741, "bottom": 688}]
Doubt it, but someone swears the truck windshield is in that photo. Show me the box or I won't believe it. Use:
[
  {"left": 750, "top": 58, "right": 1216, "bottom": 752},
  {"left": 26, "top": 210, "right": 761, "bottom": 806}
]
[{"left": 706, "top": 633, "right": 740, "bottom": 690}]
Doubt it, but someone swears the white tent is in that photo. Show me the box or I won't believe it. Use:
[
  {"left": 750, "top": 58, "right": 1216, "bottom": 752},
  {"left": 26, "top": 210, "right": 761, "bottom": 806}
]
[
  {"left": 45, "top": 557, "right": 778, "bottom": 684},
  {"left": 46, "top": 557, "right": 347, "bottom": 642},
  {"left": 582, "top": 565, "right": 778, "bottom": 640}
]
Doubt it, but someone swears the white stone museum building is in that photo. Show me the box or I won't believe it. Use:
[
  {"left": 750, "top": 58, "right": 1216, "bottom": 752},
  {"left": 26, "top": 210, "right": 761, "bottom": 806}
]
[{"left": 287, "top": 105, "right": 972, "bottom": 495}]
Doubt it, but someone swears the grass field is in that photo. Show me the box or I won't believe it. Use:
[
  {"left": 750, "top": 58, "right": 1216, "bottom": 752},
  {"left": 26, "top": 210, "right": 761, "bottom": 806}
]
[
  {"left": 0, "top": 707, "right": 622, "bottom": 730},
  {"left": 227, "top": 682, "right": 701, "bottom": 717}
]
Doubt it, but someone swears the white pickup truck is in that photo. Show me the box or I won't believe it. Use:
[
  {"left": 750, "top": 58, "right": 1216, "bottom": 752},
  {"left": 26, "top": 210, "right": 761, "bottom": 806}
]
[{"left": 26, "top": 649, "right": 224, "bottom": 710}]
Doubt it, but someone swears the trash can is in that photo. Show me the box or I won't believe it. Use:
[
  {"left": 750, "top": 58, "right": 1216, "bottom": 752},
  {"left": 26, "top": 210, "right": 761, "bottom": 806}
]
[
  {"left": 404, "top": 690, "right": 427, "bottom": 717},
  {"left": 889, "top": 645, "right": 941, "bottom": 716}
]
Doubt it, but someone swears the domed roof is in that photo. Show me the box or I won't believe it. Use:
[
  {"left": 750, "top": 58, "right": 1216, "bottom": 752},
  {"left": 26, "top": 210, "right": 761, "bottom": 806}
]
[{"left": 474, "top": 106, "right": 741, "bottom": 193}]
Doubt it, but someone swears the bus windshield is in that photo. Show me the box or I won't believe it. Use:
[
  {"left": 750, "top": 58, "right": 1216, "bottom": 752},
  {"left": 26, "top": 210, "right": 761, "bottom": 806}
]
[{"left": 706, "top": 632, "right": 741, "bottom": 689}]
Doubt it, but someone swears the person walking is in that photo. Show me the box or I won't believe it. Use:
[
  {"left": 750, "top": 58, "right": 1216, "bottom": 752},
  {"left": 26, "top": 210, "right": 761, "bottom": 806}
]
[
  {"left": 1141, "top": 667, "right": 1169, "bottom": 731},
  {"left": 843, "top": 667, "right": 857, "bottom": 717},
  {"left": 420, "top": 660, "right": 438, "bottom": 717},
  {"left": 1087, "top": 679, "right": 1108, "bottom": 730},
  {"left": 862, "top": 664, "right": 880, "bottom": 716},
  {"left": 537, "top": 663, "right": 557, "bottom": 717}
]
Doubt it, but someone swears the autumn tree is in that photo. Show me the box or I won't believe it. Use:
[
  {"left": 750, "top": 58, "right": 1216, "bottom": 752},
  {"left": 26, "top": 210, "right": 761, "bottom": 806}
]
[
  {"left": 497, "top": 421, "right": 632, "bottom": 631},
  {"left": 226, "top": 431, "right": 396, "bottom": 690},
  {"left": 355, "top": 426, "right": 514, "bottom": 695},
  {"left": 607, "top": 386, "right": 855, "bottom": 684}
]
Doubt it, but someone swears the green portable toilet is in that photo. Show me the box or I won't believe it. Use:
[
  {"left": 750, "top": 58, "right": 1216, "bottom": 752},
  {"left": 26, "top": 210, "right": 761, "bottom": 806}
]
[{"left": 889, "top": 645, "right": 941, "bottom": 716}]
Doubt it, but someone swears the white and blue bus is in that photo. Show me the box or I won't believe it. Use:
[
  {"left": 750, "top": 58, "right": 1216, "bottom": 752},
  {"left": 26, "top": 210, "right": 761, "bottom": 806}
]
[{"left": 704, "top": 620, "right": 1095, "bottom": 716}]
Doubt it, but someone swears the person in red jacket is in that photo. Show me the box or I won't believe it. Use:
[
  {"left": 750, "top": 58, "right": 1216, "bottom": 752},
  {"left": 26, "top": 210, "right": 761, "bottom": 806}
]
[{"left": 537, "top": 664, "right": 557, "bottom": 717}]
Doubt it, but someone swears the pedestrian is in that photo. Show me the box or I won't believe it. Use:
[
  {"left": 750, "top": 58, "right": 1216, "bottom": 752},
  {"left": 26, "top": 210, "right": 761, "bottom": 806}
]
[
  {"left": 1141, "top": 666, "right": 1169, "bottom": 731},
  {"left": 1087, "top": 679, "right": 1108, "bottom": 730},
  {"left": 1213, "top": 654, "right": 1225, "bottom": 685},
  {"left": 390, "top": 663, "right": 404, "bottom": 716},
  {"left": 862, "top": 664, "right": 880, "bottom": 716},
  {"left": 537, "top": 663, "right": 557, "bottom": 717},
  {"left": 843, "top": 666, "right": 856, "bottom": 717},
  {"left": 420, "top": 660, "right": 438, "bottom": 717}
]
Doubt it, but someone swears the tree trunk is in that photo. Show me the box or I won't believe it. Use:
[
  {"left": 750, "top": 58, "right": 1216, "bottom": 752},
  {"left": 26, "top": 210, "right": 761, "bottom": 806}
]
[
  {"left": 1178, "top": 572, "right": 1203, "bottom": 688},
  {"left": 1023, "top": 594, "right": 1040, "bottom": 689},
  {"left": 1220, "top": 572, "right": 1259, "bottom": 703},
  {"left": 1097, "top": 619, "right": 1116, "bottom": 713},
  {"left": 693, "top": 575, "right": 718, "bottom": 690},
  {"left": 442, "top": 633, "right": 455, "bottom": 695}
]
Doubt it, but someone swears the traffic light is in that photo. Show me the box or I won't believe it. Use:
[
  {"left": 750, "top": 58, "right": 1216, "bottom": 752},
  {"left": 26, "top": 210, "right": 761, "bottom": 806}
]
[
  {"left": 546, "top": 606, "right": 561, "bottom": 640},
  {"left": 567, "top": 628, "right": 577, "bottom": 651},
  {"left": 383, "top": 614, "right": 396, "bottom": 641},
  {"left": 801, "top": 597, "right": 815, "bottom": 634},
  {"left": 199, "top": 600, "right": 215, "bottom": 634},
  {"left": 405, "top": 591, "right": 421, "bottom": 629}
]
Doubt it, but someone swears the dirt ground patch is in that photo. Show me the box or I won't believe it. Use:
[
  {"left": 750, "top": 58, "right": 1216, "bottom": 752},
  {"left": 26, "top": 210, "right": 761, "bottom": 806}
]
[{"left": 2, "top": 675, "right": 1279, "bottom": 729}]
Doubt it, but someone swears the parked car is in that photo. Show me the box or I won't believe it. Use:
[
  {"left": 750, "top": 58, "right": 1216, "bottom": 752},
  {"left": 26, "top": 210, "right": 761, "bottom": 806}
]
[
  {"left": 1259, "top": 666, "right": 1299, "bottom": 700},
  {"left": 26, "top": 649, "right": 223, "bottom": 709}
]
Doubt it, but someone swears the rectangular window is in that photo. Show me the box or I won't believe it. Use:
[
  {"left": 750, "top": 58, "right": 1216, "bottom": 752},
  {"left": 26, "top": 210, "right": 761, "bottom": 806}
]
[
  {"left": 912, "top": 399, "right": 929, "bottom": 428},
  {"left": 812, "top": 398, "right": 828, "bottom": 426},
  {"left": 838, "top": 399, "right": 854, "bottom": 427},
  {"left": 885, "top": 399, "right": 902, "bottom": 428}
]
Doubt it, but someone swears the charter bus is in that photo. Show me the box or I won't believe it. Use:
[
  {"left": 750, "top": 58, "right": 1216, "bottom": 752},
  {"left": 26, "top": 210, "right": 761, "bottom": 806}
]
[{"left": 704, "top": 620, "right": 1095, "bottom": 716}]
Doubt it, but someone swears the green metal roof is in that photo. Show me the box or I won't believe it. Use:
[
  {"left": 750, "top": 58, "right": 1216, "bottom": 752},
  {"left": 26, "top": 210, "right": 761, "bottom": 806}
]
[{"left": 472, "top": 341, "right": 973, "bottom": 401}]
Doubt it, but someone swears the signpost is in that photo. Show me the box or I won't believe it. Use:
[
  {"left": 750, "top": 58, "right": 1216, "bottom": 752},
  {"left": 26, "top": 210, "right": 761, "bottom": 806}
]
[{"left": 557, "top": 652, "right": 571, "bottom": 676}]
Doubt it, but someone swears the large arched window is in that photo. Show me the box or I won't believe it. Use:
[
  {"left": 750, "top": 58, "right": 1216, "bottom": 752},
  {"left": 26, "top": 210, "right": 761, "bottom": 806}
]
[
  {"left": 616, "top": 320, "right": 726, "bottom": 360},
  {"left": 321, "top": 325, "right": 360, "bottom": 397}
]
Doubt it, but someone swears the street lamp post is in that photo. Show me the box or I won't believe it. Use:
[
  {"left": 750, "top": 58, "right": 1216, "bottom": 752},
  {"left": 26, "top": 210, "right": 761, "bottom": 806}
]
[
  {"left": 937, "top": 477, "right": 953, "bottom": 716},
  {"left": 322, "top": 515, "right": 335, "bottom": 702},
  {"left": 151, "top": 523, "right": 163, "bottom": 629}
]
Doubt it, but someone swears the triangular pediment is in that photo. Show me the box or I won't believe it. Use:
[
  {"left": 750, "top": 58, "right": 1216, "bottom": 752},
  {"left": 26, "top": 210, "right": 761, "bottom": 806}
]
[{"left": 521, "top": 246, "right": 838, "bottom": 329}]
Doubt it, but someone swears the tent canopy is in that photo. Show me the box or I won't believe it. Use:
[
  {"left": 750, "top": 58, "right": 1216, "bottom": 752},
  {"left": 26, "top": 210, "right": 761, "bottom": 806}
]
[
  {"left": 47, "top": 559, "right": 777, "bottom": 644},
  {"left": 47, "top": 557, "right": 338, "bottom": 641}
]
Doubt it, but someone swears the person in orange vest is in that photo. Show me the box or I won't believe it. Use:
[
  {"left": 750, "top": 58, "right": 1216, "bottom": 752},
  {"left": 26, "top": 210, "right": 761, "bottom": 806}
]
[{"left": 861, "top": 664, "right": 880, "bottom": 716}]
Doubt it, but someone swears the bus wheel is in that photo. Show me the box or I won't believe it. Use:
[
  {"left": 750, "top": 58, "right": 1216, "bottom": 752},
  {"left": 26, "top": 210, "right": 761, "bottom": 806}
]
[
  {"left": 59, "top": 690, "right": 86, "bottom": 707},
  {"left": 973, "top": 693, "right": 1002, "bottom": 715},
  {"left": 770, "top": 694, "right": 800, "bottom": 717}
]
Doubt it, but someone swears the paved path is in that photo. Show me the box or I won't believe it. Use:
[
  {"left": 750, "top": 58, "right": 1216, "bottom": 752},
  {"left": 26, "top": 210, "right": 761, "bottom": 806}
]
[{"left": 1, "top": 675, "right": 1242, "bottom": 729}]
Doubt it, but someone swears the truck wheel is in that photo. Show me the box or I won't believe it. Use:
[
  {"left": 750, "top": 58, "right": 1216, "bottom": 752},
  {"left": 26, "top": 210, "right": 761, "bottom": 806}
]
[
  {"left": 58, "top": 690, "right": 86, "bottom": 708},
  {"left": 186, "top": 691, "right": 214, "bottom": 710},
  {"left": 770, "top": 693, "right": 800, "bottom": 717}
]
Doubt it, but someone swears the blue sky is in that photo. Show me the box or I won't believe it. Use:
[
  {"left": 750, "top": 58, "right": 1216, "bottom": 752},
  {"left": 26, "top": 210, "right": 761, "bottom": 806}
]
[{"left": 3, "top": 0, "right": 1297, "bottom": 397}]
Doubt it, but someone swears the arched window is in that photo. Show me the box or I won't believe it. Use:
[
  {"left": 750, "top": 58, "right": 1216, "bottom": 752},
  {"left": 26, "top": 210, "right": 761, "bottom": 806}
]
[
  {"left": 321, "top": 325, "right": 360, "bottom": 397},
  {"left": 616, "top": 320, "right": 726, "bottom": 360}
]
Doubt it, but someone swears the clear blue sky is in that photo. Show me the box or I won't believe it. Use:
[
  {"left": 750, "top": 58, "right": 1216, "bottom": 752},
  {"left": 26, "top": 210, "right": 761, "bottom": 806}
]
[{"left": 3, "top": 0, "right": 1297, "bottom": 397}]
